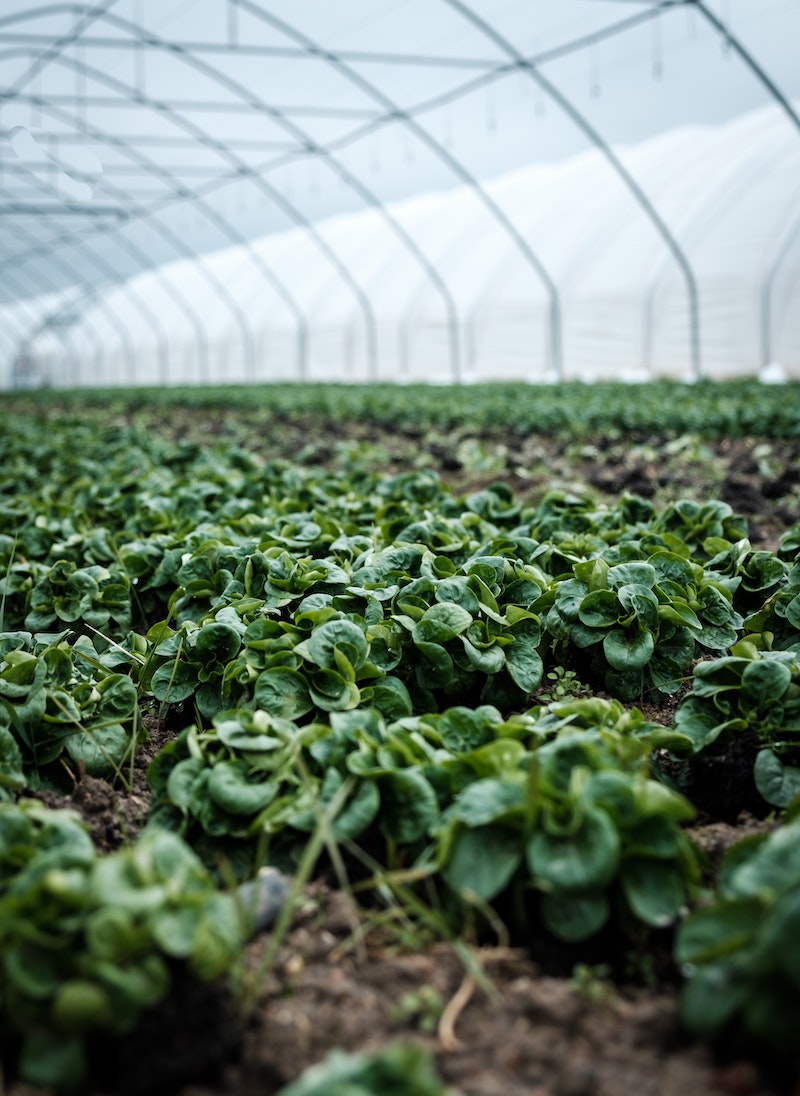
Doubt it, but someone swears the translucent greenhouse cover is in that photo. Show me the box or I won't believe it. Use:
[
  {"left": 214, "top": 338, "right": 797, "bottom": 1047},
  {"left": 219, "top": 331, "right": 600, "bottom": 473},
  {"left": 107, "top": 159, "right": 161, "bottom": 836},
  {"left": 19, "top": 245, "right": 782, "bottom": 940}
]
[{"left": 1, "top": 0, "right": 800, "bottom": 387}]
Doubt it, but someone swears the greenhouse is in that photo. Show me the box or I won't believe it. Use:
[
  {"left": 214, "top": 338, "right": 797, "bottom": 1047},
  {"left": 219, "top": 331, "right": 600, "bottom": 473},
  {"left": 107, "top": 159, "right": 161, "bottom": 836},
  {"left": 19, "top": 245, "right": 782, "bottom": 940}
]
[
  {"left": 4, "top": 7, "right": 800, "bottom": 1096},
  {"left": 2, "top": 0, "right": 800, "bottom": 388}
]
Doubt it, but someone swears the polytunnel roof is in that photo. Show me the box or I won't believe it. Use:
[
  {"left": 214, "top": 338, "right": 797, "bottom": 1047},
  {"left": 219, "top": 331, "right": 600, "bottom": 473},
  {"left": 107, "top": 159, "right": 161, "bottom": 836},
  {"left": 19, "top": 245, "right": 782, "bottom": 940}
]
[{"left": 1, "top": 1, "right": 800, "bottom": 385}]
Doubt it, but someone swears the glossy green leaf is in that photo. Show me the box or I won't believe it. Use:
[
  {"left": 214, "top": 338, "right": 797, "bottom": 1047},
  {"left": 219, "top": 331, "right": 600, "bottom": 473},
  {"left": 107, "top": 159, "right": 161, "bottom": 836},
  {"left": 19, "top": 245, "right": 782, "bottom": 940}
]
[
  {"left": 527, "top": 808, "right": 619, "bottom": 893},
  {"left": 620, "top": 858, "right": 685, "bottom": 926},
  {"left": 443, "top": 823, "right": 522, "bottom": 901}
]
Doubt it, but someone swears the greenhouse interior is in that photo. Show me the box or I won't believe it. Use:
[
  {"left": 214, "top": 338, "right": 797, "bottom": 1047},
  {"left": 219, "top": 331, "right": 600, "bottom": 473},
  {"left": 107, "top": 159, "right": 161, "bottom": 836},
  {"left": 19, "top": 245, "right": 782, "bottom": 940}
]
[{"left": 1, "top": 0, "right": 800, "bottom": 388}]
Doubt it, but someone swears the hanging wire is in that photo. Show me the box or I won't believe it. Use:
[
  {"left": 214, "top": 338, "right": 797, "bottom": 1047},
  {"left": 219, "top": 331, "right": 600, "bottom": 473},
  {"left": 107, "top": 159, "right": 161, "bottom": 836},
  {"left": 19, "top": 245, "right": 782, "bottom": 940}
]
[
  {"left": 589, "top": 41, "right": 601, "bottom": 98},
  {"left": 134, "top": 0, "right": 145, "bottom": 95},
  {"left": 720, "top": 0, "right": 732, "bottom": 57},
  {"left": 652, "top": 11, "right": 663, "bottom": 79},
  {"left": 227, "top": 0, "right": 239, "bottom": 48},
  {"left": 686, "top": 3, "right": 698, "bottom": 40}
]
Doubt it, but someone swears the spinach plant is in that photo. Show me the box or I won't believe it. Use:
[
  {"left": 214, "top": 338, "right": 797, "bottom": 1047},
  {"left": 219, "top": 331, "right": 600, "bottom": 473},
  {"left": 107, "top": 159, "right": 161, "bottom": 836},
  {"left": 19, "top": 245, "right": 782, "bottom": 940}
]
[
  {"left": 0, "top": 800, "right": 244, "bottom": 1092},
  {"left": 0, "top": 630, "right": 138, "bottom": 781},
  {"left": 676, "top": 810, "right": 800, "bottom": 1055},
  {"left": 670, "top": 645, "right": 800, "bottom": 808}
]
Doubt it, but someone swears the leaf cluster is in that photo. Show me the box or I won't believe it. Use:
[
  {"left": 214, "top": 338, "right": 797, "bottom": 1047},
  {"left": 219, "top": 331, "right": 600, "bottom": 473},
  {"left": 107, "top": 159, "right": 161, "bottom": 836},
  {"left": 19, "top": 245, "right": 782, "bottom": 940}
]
[
  {"left": 676, "top": 810, "right": 800, "bottom": 1055},
  {"left": 0, "top": 800, "right": 243, "bottom": 1091},
  {"left": 0, "top": 631, "right": 138, "bottom": 780}
]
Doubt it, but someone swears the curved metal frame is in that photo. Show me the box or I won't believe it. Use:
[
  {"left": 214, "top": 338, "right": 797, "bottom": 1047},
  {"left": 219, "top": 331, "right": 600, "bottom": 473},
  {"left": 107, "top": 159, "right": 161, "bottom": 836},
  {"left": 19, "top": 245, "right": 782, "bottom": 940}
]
[{"left": 1, "top": 0, "right": 798, "bottom": 386}]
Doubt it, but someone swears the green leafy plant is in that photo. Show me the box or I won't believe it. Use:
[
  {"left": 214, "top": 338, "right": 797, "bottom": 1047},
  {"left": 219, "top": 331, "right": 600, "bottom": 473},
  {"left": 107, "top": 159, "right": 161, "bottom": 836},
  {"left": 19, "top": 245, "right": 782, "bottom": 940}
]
[
  {"left": 537, "top": 665, "right": 593, "bottom": 704},
  {"left": 669, "top": 645, "right": 800, "bottom": 808},
  {"left": 543, "top": 553, "right": 743, "bottom": 700},
  {"left": 0, "top": 800, "right": 244, "bottom": 1092},
  {"left": 436, "top": 700, "right": 699, "bottom": 942},
  {"left": 275, "top": 1044, "right": 454, "bottom": 1096},
  {"left": 0, "top": 630, "right": 139, "bottom": 780},
  {"left": 676, "top": 810, "right": 800, "bottom": 1055}
]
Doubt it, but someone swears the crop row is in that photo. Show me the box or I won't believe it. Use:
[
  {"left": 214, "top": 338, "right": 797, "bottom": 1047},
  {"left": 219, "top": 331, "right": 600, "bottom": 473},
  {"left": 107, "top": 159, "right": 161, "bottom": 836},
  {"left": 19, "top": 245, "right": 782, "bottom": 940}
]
[
  {"left": 3, "top": 377, "right": 800, "bottom": 438},
  {"left": 1, "top": 413, "right": 800, "bottom": 1089}
]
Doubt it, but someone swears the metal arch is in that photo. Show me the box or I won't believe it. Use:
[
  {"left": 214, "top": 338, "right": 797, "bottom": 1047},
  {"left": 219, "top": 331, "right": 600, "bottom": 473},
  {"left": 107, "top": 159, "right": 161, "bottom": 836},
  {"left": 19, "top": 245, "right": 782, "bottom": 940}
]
[
  {"left": 0, "top": 109, "right": 258, "bottom": 388},
  {"left": 0, "top": 274, "right": 82, "bottom": 386},
  {"left": 104, "top": 0, "right": 463, "bottom": 384},
  {"left": 8, "top": 211, "right": 138, "bottom": 384},
  {"left": 0, "top": 2, "right": 684, "bottom": 387},
  {"left": 441, "top": 0, "right": 702, "bottom": 382},
  {"left": 641, "top": 121, "right": 789, "bottom": 376},
  {"left": 689, "top": 1, "right": 800, "bottom": 137},
  {"left": 51, "top": 20, "right": 377, "bottom": 385},
  {"left": 5, "top": 152, "right": 177, "bottom": 384},
  {"left": 0, "top": 60, "right": 281, "bottom": 384},
  {"left": 31, "top": 59, "right": 300, "bottom": 384},
  {"left": 74, "top": 6, "right": 424, "bottom": 386},
  {"left": 181, "top": 6, "right": 681, "bottom": 213},
  {"left": 233, "top": 0, "right": 566, "bottom": 382},
  {"left": 2, "top": 5, "right": 376, "bottom": 383},
  {"left": 761, "top": 209, "right": 800, "bottom": 368},
  {"left": 0, "top": 20, "right": 307, "bottom": 384},
  {"left": 2, "top": 0, "right": 796, "bottom": 388},
  {"left": 4, "top": 0, "right": 118, "bottom": 97},
  {"left": 686, "top": 0, "right": 800, "bottom": 372},
  {"left": 0, "top": 155, "right": 143, "bottom": 382},
  {"left": 0, "top": 82, "right": 233, "bottom": 384},
  {"left": 0, "top": 138, "right": 207, "bottom": 390},
  {"left": 0, "top": 122, "right": 215, "bottom": 384},
  {"left": 3, "top": 245, "right": 101, "bottom": 385}
]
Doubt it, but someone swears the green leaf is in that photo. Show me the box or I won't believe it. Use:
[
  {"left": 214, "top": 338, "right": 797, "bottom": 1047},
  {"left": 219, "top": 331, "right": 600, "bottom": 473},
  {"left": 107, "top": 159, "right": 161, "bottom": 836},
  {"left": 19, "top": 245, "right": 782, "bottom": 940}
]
[
  {"left": 5, "top": 946, "right": 64, "bottom": 999},
  {"left": 302, "top": 619, "right": 368, "bottom": 671},
  {"left": 254, "top": 667, "right": 313, "bottom": 719},
  {"left": 578, "top": 590, "right": 620, "bottom": 629},
  {"left": 360, "top": 676, "right": 412, "bottom": 721},
  {"left": 215, "top": 711, "right": 286, "bottom": 753},
  {"left": 675, "top": 898, "right": 762, "bottom": 966},
  {"left": 64, "top": 722, "right": 130, "bottom": 777},
  {"left": 95, "top": 673, "right": 137, "bottom": 721},
  {"left": 151, "top": 906, "right": 202, "bottom": 958},
  {"left": 450, "top": 778, "right": 525, "bottom": 826},
  {"left": 332, "top": 778, "right": 381, "bottom": 840},
  {"left": 741, "top": 658, "right": 792, "bottom": 707},
  {"left": 86, "top": 906, "right": 139, "bottom": 962},
  {"left": 754, "top": 748, "right": 800, "bottom": 808},
  {"left": 19, "top": 1031, "right": 86, "bottom": 1091},
  {"left": 436, "top": 707, "right": 495, "bottom": 753},
  {"left": 275, "top": 1044, "right": 448, "bottom": 1096},
  {"left": 681, "top": 965, "right": 748, "bottom": 1039},
  {"left": 207, "top": 760, "right": 277, "bottom": 816},
  {"left": 527, "top": 808, "right": 620, "bottom": 893},
  {"left": 378, "top": 769, "right": 438, "bottom": 844},
  {"left": 412, "top": 640, "right": 453, "bottom": 687},
  {"left": 443, "top": 823, "right": 522, "bottom": 901},
  {"left": 620, "top": 858, "right": 686, "bottom": 926},
  {"left": 309, "top": 668, "right": 360, "bottom": 712},
  {"left": 52, "top": 980, "right": 115, "bottom": 1034},
  {"left": 195, "top": 622, "right": 241, "bottom": 663},
  {"left": 505, "top": 635, "right": 543, "bottom": 693},
  {"left": 150, "top": 658, "right": 198, "bottom": 703},
  {"left": 413, "top": 602, "right": 473, "bottom": 645},
  {"left": 603, "top": 626, "right": 654, "bottom": 671},
  {"left": 166, "top": 757, "right": 206, "bottom": 810},
  {"left": 540, "top": 891, "right": 609, "bottom": 941}
]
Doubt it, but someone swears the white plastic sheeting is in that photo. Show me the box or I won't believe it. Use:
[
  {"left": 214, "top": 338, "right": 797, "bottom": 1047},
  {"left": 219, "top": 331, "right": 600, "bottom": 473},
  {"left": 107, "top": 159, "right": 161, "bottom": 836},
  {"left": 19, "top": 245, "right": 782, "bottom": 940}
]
[{"left": 7, "top": 100, "right": 800, "bottom": 387}]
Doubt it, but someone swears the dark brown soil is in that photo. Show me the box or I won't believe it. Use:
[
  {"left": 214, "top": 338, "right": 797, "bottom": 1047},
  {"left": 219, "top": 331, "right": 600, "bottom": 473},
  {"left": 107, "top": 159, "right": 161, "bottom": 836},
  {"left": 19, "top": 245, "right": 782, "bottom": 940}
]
[{"left": 7, "top": 424, "right": 800, "bottom": 1096}]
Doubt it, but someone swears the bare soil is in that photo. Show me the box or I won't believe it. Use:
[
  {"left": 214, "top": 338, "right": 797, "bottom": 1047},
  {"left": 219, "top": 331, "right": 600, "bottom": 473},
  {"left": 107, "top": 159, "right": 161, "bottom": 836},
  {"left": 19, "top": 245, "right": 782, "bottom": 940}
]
[{"left": 9, "top": 424, "right": 800, "bottom": 1096}]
